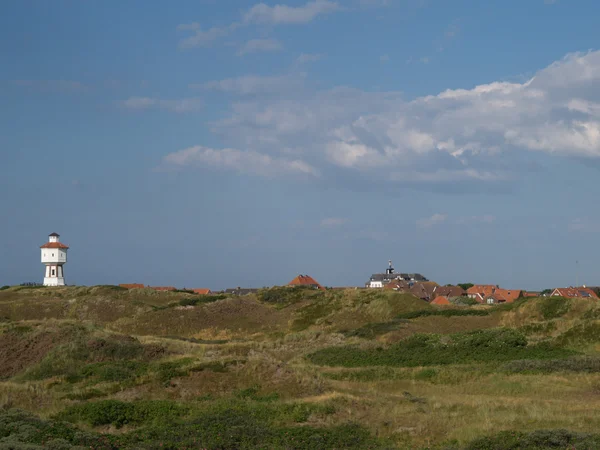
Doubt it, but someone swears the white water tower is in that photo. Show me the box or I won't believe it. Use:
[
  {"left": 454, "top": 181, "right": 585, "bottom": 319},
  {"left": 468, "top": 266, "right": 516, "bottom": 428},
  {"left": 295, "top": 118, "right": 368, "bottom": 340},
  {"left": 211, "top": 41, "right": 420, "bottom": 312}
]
[{"left": 40, "top": 233, "right": 69, "bottom": 286}]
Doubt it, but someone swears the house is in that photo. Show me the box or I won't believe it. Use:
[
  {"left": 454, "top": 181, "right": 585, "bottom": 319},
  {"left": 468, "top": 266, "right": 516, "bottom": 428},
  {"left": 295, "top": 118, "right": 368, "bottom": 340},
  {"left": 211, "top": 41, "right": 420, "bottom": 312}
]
[
  {"left": 119, "top": 283, "right": 144, "bottom": 289},
  {"left": 523, "top": 291, "right": 540, "bottom": 298},
  {"left": 149, "top": 286, "right": 177, "bottom": 291},
  {"left": 367, "top": 260, "right": 430, "bottom": 288},
  {"left": 191, "top": 288, "right": 211, "bottom": 295},
  {"left": 432, "top": 285, "right": 466, "bottom": 299},
  {"left": 225, "top": 288, "right": 259, "bottom": 296},
  {"left": 467, "top": 285, "right": 522, "bottom": 304},
  {"left": 288, "top": 274, "right": 324, "bottom": 290},
  {"left": 431, "top": 295, "right": 451, "bottom": 305},
  {"left": 383, "top": 280, "right": 411, "bottom": 291},
  {"left": 409, "top": 282, "right": 439, "bottom": 301},
  {"left": 551, "top": 287, "right": 599, "bottom": 299}
]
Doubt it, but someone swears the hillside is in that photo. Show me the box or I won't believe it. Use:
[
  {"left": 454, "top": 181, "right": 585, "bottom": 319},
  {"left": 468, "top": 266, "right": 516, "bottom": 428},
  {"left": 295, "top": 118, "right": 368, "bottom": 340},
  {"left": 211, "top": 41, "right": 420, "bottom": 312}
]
[{"left": 2, "top": 286, "right": 600, "bottom": 448}]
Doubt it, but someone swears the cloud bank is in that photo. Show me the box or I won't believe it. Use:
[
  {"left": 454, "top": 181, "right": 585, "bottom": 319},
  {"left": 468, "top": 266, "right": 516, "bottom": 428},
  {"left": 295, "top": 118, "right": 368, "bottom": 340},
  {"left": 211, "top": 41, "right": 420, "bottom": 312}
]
[{"left": 163, "top": 50, "right": 600, "bottom": 186}]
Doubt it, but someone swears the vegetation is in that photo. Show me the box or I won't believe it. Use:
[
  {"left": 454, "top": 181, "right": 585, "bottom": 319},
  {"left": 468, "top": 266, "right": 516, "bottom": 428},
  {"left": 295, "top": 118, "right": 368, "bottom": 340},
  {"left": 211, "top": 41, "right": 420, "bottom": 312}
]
[
  {"left": 3, "top": 286, "right": 600, "bottom": 448},
  {"left": 308, "top": 329, "right": 574, "bottom": 367}
]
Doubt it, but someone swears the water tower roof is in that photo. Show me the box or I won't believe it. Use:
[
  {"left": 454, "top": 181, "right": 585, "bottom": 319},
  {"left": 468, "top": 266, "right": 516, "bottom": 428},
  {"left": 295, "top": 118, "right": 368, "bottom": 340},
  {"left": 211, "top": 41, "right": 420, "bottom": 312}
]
[
  {"left": 41, "top": 242, "right": 69, "bottom": 249},
  {"left": 49, "top": 232, "right": 60, "bottom": 237}
]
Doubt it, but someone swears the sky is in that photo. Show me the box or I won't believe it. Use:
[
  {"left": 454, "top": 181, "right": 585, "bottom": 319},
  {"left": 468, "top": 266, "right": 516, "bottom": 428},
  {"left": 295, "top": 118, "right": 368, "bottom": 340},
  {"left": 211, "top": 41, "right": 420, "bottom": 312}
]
[{"left": 2, "top": 0, "right": 600, "bottom": 291}]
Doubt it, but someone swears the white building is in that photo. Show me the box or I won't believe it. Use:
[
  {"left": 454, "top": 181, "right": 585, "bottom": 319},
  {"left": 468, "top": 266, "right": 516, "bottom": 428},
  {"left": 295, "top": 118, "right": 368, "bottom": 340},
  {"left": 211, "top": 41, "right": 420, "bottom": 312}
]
[{"left": 40, "top": 232, "right": 69, "bottom": 286}]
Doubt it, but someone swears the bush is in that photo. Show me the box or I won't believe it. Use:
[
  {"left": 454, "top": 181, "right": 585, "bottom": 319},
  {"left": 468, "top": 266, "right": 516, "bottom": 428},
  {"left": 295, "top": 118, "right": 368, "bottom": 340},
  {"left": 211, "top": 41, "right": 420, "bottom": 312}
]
[
  {"left": 56, "top": 400, "right": 189, "bottom": 428},
  {"left": 503, "top": 356, "right": 600, "bottom": 374},
  {"left": 539, "top": 297, "right": 571, "bottom": 320},
  {"left": 308, "top": 329, "right": 575, "bottom": 368},
  {"left": 258, "top": 286, "right": 320, "bottom": 305},
  {"left": 177, "top": 295, "right": 226, "bottom": 307},
  {"left": 0, "top": 285, "right": 10, "bottom": 291},
  {"left": 396, "top": 309, "right": 489, "bottom": 320},
  {"left": 463, "top": 429, "right": 600, "bottom": 450}
]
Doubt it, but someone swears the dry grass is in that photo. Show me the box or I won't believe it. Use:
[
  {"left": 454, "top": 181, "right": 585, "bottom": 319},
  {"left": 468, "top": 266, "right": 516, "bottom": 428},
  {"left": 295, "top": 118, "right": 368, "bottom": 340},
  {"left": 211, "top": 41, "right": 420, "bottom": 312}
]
[{"left": 4, "top": 287, "right": 600, "bottom": 448}]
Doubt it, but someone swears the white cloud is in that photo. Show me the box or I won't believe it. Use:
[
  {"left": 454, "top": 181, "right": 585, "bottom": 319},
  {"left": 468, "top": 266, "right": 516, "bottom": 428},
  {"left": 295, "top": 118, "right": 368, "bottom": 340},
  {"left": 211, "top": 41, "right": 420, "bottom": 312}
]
[
  {"left": 121, "top": 97, "right": 202, "bottom": 113},
  {"left": 177, "top": 23, "right": 239, "bottom": 49},
  {"left": 197, "top": 74, "right": 304, "bottom": 95},
  {"left": 320, "top": 217, "right": 348, "bottom": 227},
  {"left": 163, "top": 145, "right": 319, "bottom": 177},
  {"left": 244, "top": 1, "right": 340, "bottom": 25},
  {"left": 416, "top": 214, "right": 448, "bottom": 228},
  {"left": 237, "top": 38, "right": 283, "bottom": 55},
  {"left": 178, "top": 1, "right": 341, "bottom": 49},
  {"left": 169, "top": 50, "right": 600, "bottom": 187}
]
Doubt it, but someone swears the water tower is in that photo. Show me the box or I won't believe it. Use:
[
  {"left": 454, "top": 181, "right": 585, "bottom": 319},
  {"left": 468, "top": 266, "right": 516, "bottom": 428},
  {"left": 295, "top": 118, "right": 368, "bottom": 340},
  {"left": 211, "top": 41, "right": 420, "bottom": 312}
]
[{"left": 40, "top": 233, "right": 69, "bottom": 286}]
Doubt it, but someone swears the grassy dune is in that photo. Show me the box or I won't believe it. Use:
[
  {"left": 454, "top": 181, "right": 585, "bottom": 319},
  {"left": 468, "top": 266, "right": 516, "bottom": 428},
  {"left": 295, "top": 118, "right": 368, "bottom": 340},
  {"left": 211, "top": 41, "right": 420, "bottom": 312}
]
[{"left": 2, "top": 286, "right": 600, "bottom": 448}]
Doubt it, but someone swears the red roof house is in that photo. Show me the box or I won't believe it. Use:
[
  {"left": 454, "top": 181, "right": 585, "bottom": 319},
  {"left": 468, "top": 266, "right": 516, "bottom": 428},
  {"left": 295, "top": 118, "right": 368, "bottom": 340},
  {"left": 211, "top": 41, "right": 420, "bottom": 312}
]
[
  {"left": 431, "top": 295, "right": 451, "bottom": 305},
  {"left": 119, "top": 284, "right": 144, "bottom": 289},
  {"left": 288, "top": 275, "right": 324, "bottom": 290},
  {"left": 551, "top": 287, "right": 598, "bottom": 299},
  {"left": 149, "top": 286, "right": 177, "bottom": 292},
  {"left": 191, "top": 288, "right": 211, "bottom": 295}
]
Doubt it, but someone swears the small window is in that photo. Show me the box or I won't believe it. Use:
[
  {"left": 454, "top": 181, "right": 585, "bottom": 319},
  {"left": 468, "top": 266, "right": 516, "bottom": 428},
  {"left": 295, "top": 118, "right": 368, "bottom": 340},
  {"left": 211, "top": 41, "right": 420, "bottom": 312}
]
[
  {"left": 52, "top": 269, "right": 55, "bottom": 276},
  {"left": 52, "top": 253, "right": 54, "bottom": 257}
]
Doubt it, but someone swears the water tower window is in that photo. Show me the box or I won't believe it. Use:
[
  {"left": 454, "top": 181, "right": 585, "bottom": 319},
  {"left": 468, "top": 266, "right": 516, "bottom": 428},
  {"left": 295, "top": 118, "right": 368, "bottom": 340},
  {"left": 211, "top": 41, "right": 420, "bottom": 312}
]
[
  {"left": 52, "top": 269, "right": 55, "bottom": 276},
  {"left": 52, "top": 253, "right": 54, "bottom": 257}
]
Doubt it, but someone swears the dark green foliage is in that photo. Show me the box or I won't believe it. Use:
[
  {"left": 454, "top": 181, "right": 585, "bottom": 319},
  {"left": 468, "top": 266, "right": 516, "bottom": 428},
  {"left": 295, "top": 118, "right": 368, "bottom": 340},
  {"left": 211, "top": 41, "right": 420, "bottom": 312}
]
[
  {"left": 450, "top": 296, "right": 479, "bottom": 306},
  {"left": 0, "top": 403, "right": 380, "bottom": 450},
  {"left": 555, "top": 322, "right": 600, "bottom": 346},
  {"left": 0, "top": 286, "right": 10, "bottom": 291},
  {"left": 308, "top": 329, "right": 575, "bottom": 368},
  {"left": 503, "top": 356, "right": 600, "bottom": 374},
  {"left": 539, "top": 297, "right": 571, "bottom": 320},
  {"left": 461, "top": 429, "right": 600, "bottom": 450},
  {"left": 177, "top": 295, "right": 226, "bottom": 307},
  {"left": 20, "top": 331, "right": 152, "bottom": 383},
  {"left": 414, "top": 368, "right": 437, "bottom": 380},
  {"left": 458, "top": 283, "right": 474, "bottom": 291},
  {"left": 258, "top": 286, "right": 320, "bottom": 305},
  {"left": 344, "top": 319, "right": 409, "bottom": 338},
  {"left": 292, "top": 302, "right": 334, "bottom": 331},
  {"left": 235, "top": 386, "right": 280, "bottom": 402},
  {"left": 96, "top": 285, "right": 127, "bottom": 291},
  {"left": 155, "top": 358, "right": 193, "bottom": 385},
  {"left": 519, "top": 321, "right": 557, "bottom": 335},
  {"left": 56, "top": 400, "right": 189, "bottom": 428},
  {"left": 396, "top": 309, "right": 489, "bottom": 319}
]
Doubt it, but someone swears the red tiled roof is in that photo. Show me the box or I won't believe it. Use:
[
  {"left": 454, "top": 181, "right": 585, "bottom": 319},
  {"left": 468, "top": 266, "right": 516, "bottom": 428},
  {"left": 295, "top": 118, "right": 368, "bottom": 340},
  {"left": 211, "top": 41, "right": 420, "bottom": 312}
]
[
  {"left": 433, "top": 286, "right": 466, "bottom": 298},
  {"left": 192, "top": 288, "right": 211, "bottom": 295},
  {"left": 119, "top": 284, "right": 144, "bottom": 289},
  {"left": 431, "top": 296, "right": 451, "bottom": 305},
  {"left": 484, "top": 288, "right": 522, "bottom": 303},
  {"left": 552, "top": 287, "right": 598, "bottom": 299},
  {"left": 467, "top": 285, "right": 497, "bottom": 296},
  {"left": 288, "top": 275, "right": 324, "bottom": 290},
  {"left": 150, "top": 286, "right": 176, "bottom": 291},
  {"left": 40, "top": 242, "right": 69, "bottom": 249}
]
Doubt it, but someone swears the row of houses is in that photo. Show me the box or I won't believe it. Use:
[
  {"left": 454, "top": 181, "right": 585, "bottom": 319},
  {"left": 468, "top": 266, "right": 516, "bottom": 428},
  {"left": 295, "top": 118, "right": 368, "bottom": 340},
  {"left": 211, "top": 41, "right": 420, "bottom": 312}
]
[{"left": 118, "top": 274, "right": 325, "bottom": 296}]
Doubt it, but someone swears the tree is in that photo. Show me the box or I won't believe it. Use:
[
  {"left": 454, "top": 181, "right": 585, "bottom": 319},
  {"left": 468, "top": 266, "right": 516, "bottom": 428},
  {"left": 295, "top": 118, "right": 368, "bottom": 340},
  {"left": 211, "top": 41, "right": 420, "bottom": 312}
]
[{"left": 458, "top": 283, "right": 474, "bottom": 291}]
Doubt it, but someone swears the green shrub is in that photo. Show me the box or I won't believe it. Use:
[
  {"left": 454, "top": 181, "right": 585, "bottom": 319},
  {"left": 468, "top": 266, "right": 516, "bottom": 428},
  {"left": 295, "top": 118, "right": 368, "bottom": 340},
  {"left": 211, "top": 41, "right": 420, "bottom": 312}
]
[
  {"left": 56, "top": 400, "right": 189, "bottom": 428},
  {"left": 539, "top": 297, "right": 571, "bottom": 320},
  {"left": 258, "top": 285, "right": 320, "bottom": 305},
  {"left": 177, "top": 295, "right": 226, "bottom": 307},
  {"left": 291, "top": 302, "right": 333, "bottom": 331},
  {"left": 463, "top": 428, "right": 600, "bottom": 450},
  {"left": 344, "top": 319, "right": 409, "bottom": 338},
  {"left": 554, "top": 322, "right": 600, "bottom": 347},
  {"left": 308, "top": 329, "right": 575, "bottom": 368},
  {"left": 503, "top": 356, "right": 600, "bottom": 374},
  {"left": 155, "top": 359, "right": 193, "bottom": 385},
  {"left": 397, "top": 309, "right": 489, "bottom": 320},
  {"left": 0, "top": 285, "right": 10, "bottom": 291}
]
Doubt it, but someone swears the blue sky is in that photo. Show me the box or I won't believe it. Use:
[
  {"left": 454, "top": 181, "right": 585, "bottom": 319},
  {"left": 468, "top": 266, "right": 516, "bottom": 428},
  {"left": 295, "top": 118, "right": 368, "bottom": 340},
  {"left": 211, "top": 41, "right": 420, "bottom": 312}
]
[{"left": 2, "top": 0, "right": 600, "bottom": 291}]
